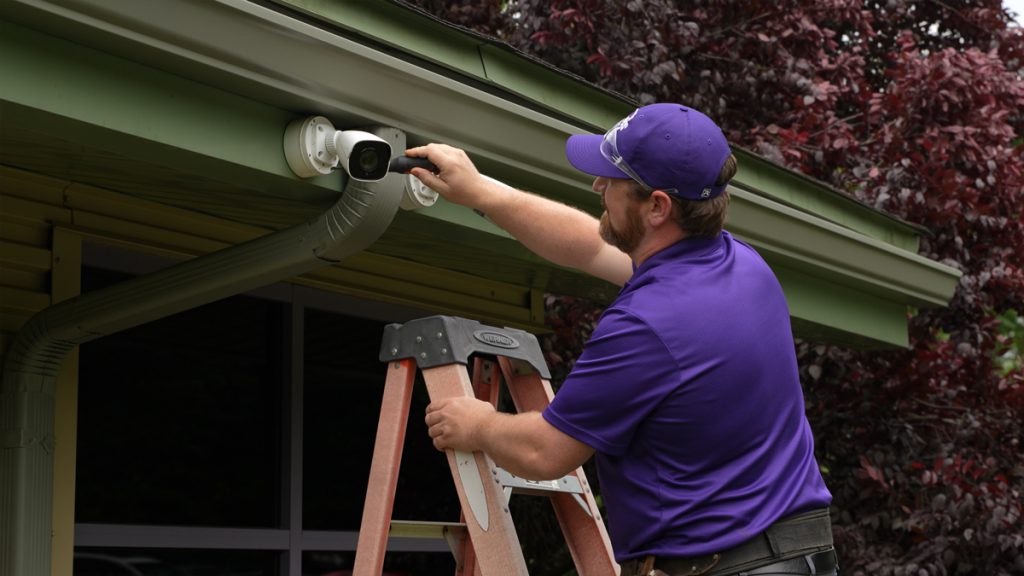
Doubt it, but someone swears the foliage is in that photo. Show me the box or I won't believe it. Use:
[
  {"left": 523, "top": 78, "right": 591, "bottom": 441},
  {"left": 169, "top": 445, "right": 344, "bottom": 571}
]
[
  {"left": 406, "top": 0, "right": 1024, "bottom": 573},
  {"left": 994, "top": 310, "right": 1024, "bottom": 376}
]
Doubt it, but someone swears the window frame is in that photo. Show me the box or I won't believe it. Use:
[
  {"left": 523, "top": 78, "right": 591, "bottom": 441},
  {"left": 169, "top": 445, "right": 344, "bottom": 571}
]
[{"left": 72, "top": 239, "right": 452, "bottom": 575}]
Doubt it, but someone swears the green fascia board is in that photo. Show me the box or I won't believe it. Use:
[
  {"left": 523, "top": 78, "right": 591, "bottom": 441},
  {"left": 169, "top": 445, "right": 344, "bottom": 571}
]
[
  {"left": 0, "top": 0, "right": 961, "bottom": 347},
  {"left": 394, "top": 181, "right": 959, "bottom": 312},
  {"left": 477, "top": 43, "right": 633, "bottom": 130},
  {"left": 275, "top": 0, "right": 489, "bottom": 80},
  {"left": 270, "top": 0, "right": 634, "bottom": 131},
  {"left": 775, "top": 264, "right": 910, "bottom": 348},
  {"left": 393, "top": 189, "right": 953, "bottom": 348},
  {"left": 732, "top": 149, "right": 923, "bottom": 252},
  {"left": 726, "top": 188, "right": 959, "bottom": 309}
]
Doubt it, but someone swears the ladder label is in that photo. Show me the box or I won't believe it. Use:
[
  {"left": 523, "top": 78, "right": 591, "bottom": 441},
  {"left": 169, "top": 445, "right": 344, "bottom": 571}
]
[{"left": 472, "top": 329, "right": 520, "bottom": 349}]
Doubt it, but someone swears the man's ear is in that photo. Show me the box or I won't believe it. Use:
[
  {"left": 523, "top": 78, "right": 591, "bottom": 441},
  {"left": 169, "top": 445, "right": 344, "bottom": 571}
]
[{"left": 647, "top": 190, "right": 675, "bottom": 226}]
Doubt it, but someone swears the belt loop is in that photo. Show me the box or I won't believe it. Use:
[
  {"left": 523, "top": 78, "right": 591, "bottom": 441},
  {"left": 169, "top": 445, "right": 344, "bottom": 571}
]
[
  {"left": 804, "top": 553, "right": 816, "bottom": 573},
  {"left": 640, "top": 555, "right": 656, "bottom": 576},
  {"left": 765, "top": 529, "right": 782, "bottom": 557}
]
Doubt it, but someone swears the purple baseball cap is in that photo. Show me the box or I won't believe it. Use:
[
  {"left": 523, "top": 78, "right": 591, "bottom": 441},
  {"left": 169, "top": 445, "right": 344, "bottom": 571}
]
[{"left": 565, "top": 103, "right": 732, "bottom": 200}]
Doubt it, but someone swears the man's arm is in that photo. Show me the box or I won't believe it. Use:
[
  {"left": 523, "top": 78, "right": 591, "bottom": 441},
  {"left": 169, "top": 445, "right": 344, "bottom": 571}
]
[
  {"left": 406, "top": 144, "right": 632, "bottom": 286},
  {"left": 425, "top": 396, "right": 594, "bottom": 481}
]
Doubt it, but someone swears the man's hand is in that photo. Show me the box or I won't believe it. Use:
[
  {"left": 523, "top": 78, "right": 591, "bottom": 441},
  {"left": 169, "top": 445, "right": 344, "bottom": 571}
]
[
  {"left": 426, "top": 397, "right": 595, "bottom": 480},
  {"left": 404, "top": 144, "right": 496, "bottom": 209},
  {"left": 424, "top": 397, "right": 496, "bottom": 452},
  {"left": 406, "top": 144, "right": 632, "bottom": 287}
]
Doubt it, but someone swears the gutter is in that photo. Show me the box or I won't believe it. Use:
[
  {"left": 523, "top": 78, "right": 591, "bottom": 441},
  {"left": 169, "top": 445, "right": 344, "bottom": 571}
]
[{"left": 0, "top": 128, "right": 408, "bottom": 576}]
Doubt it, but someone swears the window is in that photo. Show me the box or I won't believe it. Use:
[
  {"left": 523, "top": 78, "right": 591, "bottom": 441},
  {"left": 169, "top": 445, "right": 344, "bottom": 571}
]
[
  {"left": 73, "top": 548, "right": 278, "bottom": 576},
  {"left": 77, "top": 268, "right": 283, "bottom": 528},
  {"left": 302, "top": 308, "right": 460, "bottom": 532},
  {"left": 74, "top": 250, "right": 456, "bottom": 576}
]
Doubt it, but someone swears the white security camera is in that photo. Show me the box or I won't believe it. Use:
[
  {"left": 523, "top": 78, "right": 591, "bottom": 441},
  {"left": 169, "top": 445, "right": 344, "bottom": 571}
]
[
  {"left": 328, "top": 130, "right": 391, "bottom": 181},
  {"left": 283, "top": 116, "right": 392, "bottom": 181}
]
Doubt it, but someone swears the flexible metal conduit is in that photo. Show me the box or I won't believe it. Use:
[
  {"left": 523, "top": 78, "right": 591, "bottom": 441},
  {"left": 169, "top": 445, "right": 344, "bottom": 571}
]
[{"left": 0, "top": 130, "right": 407, "bottom": 576}]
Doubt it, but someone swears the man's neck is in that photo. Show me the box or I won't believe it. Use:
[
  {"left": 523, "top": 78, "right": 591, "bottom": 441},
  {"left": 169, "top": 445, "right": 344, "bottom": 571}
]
[{"left": 631, "top": 226, "right": 688, "bottom": 266}]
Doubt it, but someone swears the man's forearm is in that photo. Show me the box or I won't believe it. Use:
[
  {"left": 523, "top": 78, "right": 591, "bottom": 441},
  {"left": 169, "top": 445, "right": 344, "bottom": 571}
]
[
  {"left": 406, "top": 143, "right": 630, "bottom": 284},
  {"left": 478, "top": 411, "right": 584, "bottom": 481},
  {"left": 425, "top": 396, "right": 594, "bottom": 481},
  {"left": 472, "top": 181, "right": 627, "bottom": 284}
]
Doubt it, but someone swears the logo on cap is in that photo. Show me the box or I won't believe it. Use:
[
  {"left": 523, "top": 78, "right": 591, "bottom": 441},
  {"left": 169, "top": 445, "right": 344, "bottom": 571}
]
[
  {"left": 602, "top": 109, "right": 638, "bottom": 165},
  {"left": 701, "top": 187, "right": 712, "bottom": 198}
]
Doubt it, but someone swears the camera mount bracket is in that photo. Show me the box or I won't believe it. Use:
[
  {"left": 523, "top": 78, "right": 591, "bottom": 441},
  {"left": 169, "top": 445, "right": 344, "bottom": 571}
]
[{"left": 283, "top": 115, "right": 339, "bottom": 178}]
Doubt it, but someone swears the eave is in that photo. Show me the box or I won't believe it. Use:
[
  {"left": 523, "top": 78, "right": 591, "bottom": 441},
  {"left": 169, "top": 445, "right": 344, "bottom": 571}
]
[{"left": 0, "top": 0, "right": 961, "bottom": 347}]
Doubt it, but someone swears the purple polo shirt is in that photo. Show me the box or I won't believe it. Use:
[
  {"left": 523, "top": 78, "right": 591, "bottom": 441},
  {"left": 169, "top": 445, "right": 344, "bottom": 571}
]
[{"left": 543, "top": 231, "right": 831, "bottom": 562}]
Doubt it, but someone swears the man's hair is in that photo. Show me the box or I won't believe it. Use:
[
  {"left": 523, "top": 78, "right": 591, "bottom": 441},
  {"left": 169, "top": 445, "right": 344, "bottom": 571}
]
[{"left": 630, "top": 153, "right": 737, "bottom": 238}]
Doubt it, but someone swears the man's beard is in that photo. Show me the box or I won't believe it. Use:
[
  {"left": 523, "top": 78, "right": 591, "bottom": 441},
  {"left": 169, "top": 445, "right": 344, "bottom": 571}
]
[{"left": 599, "top": 204, "right": 644, "bottom": 254}]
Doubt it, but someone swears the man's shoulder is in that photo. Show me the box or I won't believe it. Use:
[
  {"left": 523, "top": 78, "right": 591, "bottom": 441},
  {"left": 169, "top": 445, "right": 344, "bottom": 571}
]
[{"left": 597, "top": 297, "right": 683, "bottom": 353}]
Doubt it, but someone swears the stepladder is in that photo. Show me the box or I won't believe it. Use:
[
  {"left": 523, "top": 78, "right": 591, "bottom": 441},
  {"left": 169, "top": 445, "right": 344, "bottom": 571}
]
[{"left": 353, "top": 315, "right": 619, "bottom": 575}]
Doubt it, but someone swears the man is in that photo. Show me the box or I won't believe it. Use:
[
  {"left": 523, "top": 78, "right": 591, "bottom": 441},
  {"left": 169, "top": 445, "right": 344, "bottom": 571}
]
[{"left": 408, "top": 103, "right": 837, "bottom": 576}]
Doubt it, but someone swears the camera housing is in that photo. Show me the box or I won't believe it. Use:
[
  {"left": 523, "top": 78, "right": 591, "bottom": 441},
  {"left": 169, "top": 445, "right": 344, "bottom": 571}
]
[
  {"left": 329, "top": 130, "right": 391, "bottom": 182},
  {"left": 283, "top": 116, "right": 392, "bottom": 181}
]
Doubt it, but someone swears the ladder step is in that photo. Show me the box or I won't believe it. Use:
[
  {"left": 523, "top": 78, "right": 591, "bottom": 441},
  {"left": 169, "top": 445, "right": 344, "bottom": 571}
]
[
  {"left": 496, "top": 468, "right": 584, "bottom": 496},
  {"left": 389, "top": 519, "right": 467, "bottom": 539},
  {"left": 389, "top": 520, "right": 470, "bottom": 568},
  {"left": 495, "top": 468, "right": 592, "bottom": 516}
]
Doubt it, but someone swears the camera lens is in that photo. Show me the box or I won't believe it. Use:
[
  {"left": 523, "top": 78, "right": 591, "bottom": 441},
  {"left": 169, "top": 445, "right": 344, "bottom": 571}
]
[
  {"left": 358, "top": 148, "right": 379, "bottom": 175},
  {"left": 347, "top": 140, "right": 391, "bottom": 181}
]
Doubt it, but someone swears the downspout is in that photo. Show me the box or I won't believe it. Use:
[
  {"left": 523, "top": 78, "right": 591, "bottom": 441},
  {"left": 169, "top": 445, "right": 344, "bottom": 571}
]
[{"left": 0, "top": 127, "right": 410, "bottom": 576}]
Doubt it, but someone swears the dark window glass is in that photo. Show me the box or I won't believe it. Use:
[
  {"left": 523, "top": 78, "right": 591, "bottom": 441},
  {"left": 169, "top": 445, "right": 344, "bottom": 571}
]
[
  {"left": 303, "top": 550, "right": 454, "bottom": 576},
  {"left": 73, "top": 547, "right": 278, "bottom": 576},
  {"left": 76, "top": 266, "right": 283, "bottom": 527},
  {"left": 302, "top": 309, "right": 460, "bottom": 530}
]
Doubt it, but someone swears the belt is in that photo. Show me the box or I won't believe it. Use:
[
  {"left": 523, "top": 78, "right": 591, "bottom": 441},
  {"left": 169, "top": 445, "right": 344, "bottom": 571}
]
[
  {"left": 620, "top": 508, "right": 835, "bottom": 576},
  {"left": 739, "top": 550, "right": 838, "bottom": 575}
]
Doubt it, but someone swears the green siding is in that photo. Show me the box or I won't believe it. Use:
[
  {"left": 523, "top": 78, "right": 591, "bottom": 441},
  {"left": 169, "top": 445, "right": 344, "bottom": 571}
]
[{"left": 0, "top": 20, "right": 339, "bottom": 200}]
